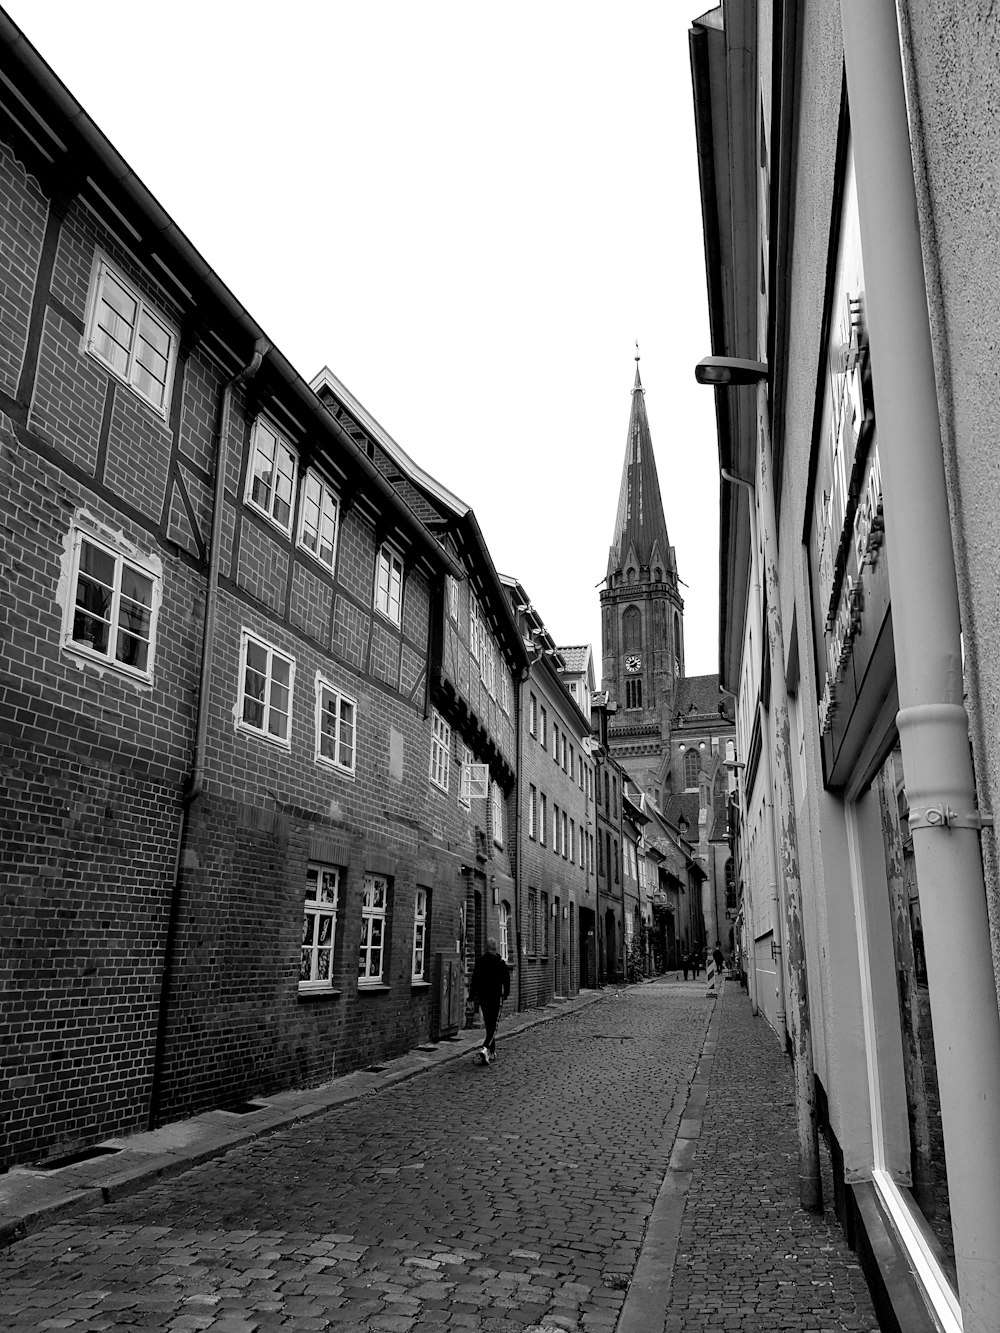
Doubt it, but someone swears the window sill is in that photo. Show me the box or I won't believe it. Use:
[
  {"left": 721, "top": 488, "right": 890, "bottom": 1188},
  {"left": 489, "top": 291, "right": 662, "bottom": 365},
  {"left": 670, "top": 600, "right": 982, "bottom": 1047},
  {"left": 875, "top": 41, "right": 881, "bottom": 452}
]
[
  {"left": 358, "top": 983, "right": 391, "bottom": 994},
  {"left": 298, "top": 987, "right": 341, "bottom": 1001},
  {"left": 411, "top": 980, "right": 431, "bottom": 991}
]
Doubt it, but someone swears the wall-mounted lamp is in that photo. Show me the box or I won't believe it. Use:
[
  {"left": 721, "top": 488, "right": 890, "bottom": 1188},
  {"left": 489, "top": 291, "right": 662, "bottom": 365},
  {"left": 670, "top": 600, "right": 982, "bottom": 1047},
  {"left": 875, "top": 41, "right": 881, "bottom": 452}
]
[
  {"left": 694, "top": 356, "right": 769, "bottom": 387},
  {"left": 563, "top": 906, "right": 568, "bottom": 920},
  {"left": 551, "top": 902, "right": 558, "bottom": 918},
  {"left": 699, "top": 741, "right": 706, "bottom": 751},
  {"left": 678, "top": 813, "right": 690, "bottom": 837},
  {"left": 491, "top": 877, "right": 498, "bottom": 905}
]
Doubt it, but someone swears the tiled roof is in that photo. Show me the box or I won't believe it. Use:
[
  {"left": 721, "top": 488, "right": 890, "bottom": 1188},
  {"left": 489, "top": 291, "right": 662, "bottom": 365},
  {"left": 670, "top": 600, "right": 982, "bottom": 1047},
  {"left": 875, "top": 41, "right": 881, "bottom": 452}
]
[
  {"left": 557, "top": 645, "right": 591, "bottom": 673},
  {"left": 674, "top": 673, "right": 732, "bottom": 719}
]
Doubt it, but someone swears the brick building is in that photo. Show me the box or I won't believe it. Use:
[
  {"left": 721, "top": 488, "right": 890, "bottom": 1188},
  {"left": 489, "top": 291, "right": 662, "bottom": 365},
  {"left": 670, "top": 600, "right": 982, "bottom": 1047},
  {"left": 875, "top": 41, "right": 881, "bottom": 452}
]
[
  {"left": 0, "top": 15, "right": 515, "bottom": 1169},
  {"left": 502, "top": 578, "right": 596, "bottom": 1005}
]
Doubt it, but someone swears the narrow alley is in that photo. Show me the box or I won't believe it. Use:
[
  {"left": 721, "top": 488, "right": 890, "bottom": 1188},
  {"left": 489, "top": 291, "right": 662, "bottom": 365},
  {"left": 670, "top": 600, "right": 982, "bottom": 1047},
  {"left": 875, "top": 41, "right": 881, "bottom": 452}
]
[{"left": 2, "top": 983, "right": 879, "bottom": 1332}]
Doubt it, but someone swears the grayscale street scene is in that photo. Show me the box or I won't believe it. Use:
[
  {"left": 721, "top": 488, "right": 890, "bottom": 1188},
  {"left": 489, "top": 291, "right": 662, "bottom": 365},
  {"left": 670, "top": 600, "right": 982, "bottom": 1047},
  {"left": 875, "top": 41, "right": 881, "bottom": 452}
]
[{"left": 3, "top": 2, "right": 1000, "bottom": 1331}]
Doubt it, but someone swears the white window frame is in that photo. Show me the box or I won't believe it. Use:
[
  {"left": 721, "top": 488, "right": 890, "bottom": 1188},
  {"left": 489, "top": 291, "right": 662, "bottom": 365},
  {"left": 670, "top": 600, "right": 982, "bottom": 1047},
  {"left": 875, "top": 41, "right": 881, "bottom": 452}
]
[
  {"left": 237, "top": 628, "right": 295, "bottom": 746},
  {"left": 297, "top": 467, "right": 340, "bottom": 571},
  {"left": 540, "top": 794, "right": 547, "bottom": 847},
  {"left": 458, "top": 743, "right": 474, "bottom": 810},
  {"left": 412, "top": 888, "right": 429, "bottom": 982},
  {"left": 359, "top": 873, "right": 389, "bottom": 986},
  {"left": 529, "top": 693, "right": 538, "bottom": 736},
  {"left": 561, "top": 810, "right": 568, "bottom": 858},
  {"left": 62, "top": 524, "right": 161, "bottom": 682},
  {"left": 430, "top": 710, "right": 451, "bottom": 792},
  {"left": 499, "top": 901, "right": 511, "bottom": 963},
  {"left": 84, "top": 253, "right": 178, "bottom": 415},
  {"left": 469, "top": 593, "right": 482, "bottom": 663},
  {"left": 246, "top": 416, "right": 297, "bottom": 535},
  {"left": 314, "top": 674, "right": 356, "bottom": 776},
  {"left": 528, "top": 784, "right": 537, "bottom": 839},
  {"left": 300, "top": 863, "right": 339, "bottom": 992},
  {"left": 491, "top": 780, "right": 504, "bottom": 847},
  {"left": 447, "top": 575, "right": 460, "bottom": 622},
  {"left": 374, "top": 544, "right": 404, "bottom": 626}
]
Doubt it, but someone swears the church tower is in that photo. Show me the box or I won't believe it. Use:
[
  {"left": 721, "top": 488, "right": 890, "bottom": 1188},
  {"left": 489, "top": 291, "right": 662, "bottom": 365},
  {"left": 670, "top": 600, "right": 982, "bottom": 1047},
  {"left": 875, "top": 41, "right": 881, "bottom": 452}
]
[{"left": 600, "top": 357, "right": 685, "bottom": 800}]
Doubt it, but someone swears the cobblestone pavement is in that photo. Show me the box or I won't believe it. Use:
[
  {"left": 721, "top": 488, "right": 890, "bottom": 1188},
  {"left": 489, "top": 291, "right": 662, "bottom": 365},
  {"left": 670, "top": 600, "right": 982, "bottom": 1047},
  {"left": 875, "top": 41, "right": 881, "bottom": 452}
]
[
  {"left": 665, "top": 985, "right": 880, "bottom": 1333},
  {"left": 1, "top": 982, "right": 882, "bottom": 1332}
]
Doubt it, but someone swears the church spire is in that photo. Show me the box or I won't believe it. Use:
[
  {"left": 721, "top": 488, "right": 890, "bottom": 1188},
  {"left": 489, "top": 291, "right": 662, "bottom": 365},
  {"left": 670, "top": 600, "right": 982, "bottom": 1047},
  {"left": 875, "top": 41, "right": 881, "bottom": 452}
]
[{"left": 608, "top": 357, "right": 672, "bottom": 578}]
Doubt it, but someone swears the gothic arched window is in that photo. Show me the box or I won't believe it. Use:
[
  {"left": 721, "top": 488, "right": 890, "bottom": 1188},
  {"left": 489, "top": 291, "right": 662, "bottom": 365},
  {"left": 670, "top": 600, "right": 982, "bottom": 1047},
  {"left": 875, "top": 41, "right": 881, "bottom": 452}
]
[
  {"left": 622, "top": 606, "right": 641, "bottom": 652},
  {"left": 684, "top": 749, "right": 700, "bottom": 788},
  {"left": 714, "top": 768, "right": 727, "bottom": 804},
  {"left": 673, "top": 611, "right": 682, "bottom": 673}
]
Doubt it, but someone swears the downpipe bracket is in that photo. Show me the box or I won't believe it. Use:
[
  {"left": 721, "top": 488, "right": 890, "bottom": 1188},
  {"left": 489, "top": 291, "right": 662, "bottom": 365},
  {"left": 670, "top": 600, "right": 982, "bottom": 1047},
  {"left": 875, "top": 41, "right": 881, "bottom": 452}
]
[{"left": 908, "top": 804, "right": 994, "bottom": 832}]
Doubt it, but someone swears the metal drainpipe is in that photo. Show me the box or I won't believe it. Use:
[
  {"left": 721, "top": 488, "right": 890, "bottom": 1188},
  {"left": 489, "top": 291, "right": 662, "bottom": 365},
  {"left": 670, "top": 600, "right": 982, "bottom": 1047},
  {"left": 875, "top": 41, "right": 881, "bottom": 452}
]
[
  {"left": 842, "top": 4, "right": 1000, "bottom": 1323},
  {"left": 148, "top": 340, "right": 269, "bottom": 1129}
]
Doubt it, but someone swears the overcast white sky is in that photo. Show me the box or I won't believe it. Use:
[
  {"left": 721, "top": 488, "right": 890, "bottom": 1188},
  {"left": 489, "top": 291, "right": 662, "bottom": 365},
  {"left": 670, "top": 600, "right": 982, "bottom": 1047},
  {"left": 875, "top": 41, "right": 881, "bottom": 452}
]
[{"left": 9, "top": 0, "right": 721, "bottom": 680}]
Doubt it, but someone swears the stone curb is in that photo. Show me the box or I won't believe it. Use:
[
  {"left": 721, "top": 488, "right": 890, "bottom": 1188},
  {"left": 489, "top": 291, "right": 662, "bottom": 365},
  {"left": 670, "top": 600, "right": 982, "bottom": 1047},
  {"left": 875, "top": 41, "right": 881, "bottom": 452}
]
[{"left": 0, "top": 988, "right": 610, "bottom": 1252}]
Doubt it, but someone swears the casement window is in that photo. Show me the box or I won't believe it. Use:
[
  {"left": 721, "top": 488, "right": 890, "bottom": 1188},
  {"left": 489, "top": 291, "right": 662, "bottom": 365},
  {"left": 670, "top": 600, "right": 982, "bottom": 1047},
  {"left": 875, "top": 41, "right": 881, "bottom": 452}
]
[
  {"left": 430, "top": 711, "right": 451, "bottom": 791},
  {"left": 374, "top": 544, "right": 404, "bottom": 625},
  {"left": 552, "top": 803, "right": 559, "bottom": 851},
  {"left": 246, "top": 417, "right": 296, "bottom": 533},
  {"left": 552, "top": 723, "right": 559, "bottom": 762},
  {"left": 570, "top": 820, "right": 575, "bottom": 865},
  {"left": 529, "top": 693, "right": 538, "bottom": 736},
  {"left": 458, "top": 743, "right": 473, "bottom": 810},
  {"left": 561, "top": 735, "right": 568, "bottom": 771},
  {"left": 447, "top": 575, "right": 460, "bottom": 622},
  {"left": 561, "top": 811, "right": 568, "bottom": 858},
  {"left": 300, "top": 863, "right": 339, "bottom": 991},
  {"left": 598, "top": 836, "right": 605, "bottom": 877},
  {"left": 569, "top": 746, "right": 575, "bottom": 783},
  {"left": 298, "top": 469, "right": 339, "bottom": 570},
  {"left": 63, "top": 526, "right": 160, "bottom": 679},
  {"left": 540, "top": 707, "right": 547, "bottom": 747},
  {"left": 84, "top": 254, "right": 177, "bottom": 413},
  {"left": 540, "top": 794, "right": 547, "bottom": 847},
  {"left": 541, "top": 891, "right": 550, "bottom": 957},
  {"left": 613, "top": 839, "right": 620, "bottom": 884},
  {"left": 238, "top": 629, "right": 294, "bottom": 745},
  {"left": 412, "top": 888, "right": 429, "bottom": 982},
  {"left": 528, "top": 784, "right": 538, "bottom": 839},
  {"left": 359, "top": 873, "right": 389, "bottom": 985},
  {"left": 315, "top": 675, "right": 356, "bottom": 774},
  {"left": 485, "top": 641, "right": 496, "bottom": 696},
  {"left": 469, "top": 594, "right": 482, "bottom": 663},
  {"left": 498, "top": 667, "right": 510, "bottom": 715},
  {"left": 499, "top": 901, "right": 511, "bottom": 963},
  {"left": 491, "top": 780, "right": 504, "bottom": 847},
  {"left": 527, "top": 888, "right": 537, "bottom": 956}
]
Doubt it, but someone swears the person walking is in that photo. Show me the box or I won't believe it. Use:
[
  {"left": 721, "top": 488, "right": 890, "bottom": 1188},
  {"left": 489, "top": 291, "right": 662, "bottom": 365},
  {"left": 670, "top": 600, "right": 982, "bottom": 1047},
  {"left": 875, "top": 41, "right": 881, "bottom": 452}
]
[
  {"left": 713, "top": 941, "right": 725, "bottom": 982},
  {"left": 469, "top": 937, "right": 510, "bottom": 1064},
  {"left": 691, "top": 950, "right": 701, "bottom": 980}
]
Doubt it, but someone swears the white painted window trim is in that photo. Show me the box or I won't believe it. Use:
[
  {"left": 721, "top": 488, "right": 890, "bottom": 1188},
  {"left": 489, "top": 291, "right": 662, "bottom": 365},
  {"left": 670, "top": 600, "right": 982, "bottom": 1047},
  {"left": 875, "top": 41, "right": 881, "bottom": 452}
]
[
  {"left": 374, "top": 543, "right": 404, "bottom": 626},
  {"left": 412, "top": 887, "right": 428, "bottom": 981},
  {"left": 237, "top": 628, "right": 295, "bottom": 747},
  {"left": 491, "top": 780, "right": 504, "bottom": 847},
  {"left": 61, "top": 521, "right": 161, "bottom": 683},
  {"left": 297, "top": 467, "right": 340, "bottom": 572},
  {"left": 430, "top": 710, "right": 451, "bottom": 792},
  {"left": 300, "top": 863, "right": 339, "bottom": 992},
  {"left": 458, "top": 744, "right": 473, "bottom": 810},
  {"left": 359, "top": 872, "right": 389, "bottom": 986},
  {"left": 314, "top": 674, "right": 356, "bottom": 776},
  {"left": 499, "top": 901, "right": 511, "bottom": 963},
  {"left": 245, "top": 415, "right": 297, "bottom": 535},
  {"left": 83, "top": 251, "right": 178, "bottom": 416}
]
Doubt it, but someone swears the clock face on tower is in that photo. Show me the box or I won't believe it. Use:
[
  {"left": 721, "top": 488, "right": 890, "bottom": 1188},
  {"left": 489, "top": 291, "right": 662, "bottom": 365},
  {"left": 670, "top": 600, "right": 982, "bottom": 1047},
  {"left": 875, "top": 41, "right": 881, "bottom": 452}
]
[{"left": 625, "top": 654, "right": 642, "bottom": 673}]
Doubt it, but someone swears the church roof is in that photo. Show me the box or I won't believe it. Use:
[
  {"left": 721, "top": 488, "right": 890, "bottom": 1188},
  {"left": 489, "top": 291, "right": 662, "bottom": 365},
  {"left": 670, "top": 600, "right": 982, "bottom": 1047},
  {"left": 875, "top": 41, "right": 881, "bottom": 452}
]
[
  {"left": 608, "top": 360, "right": 672, "bottom": 576},
  {"left": 674, "top": 673, "right": 731, "bottom": 719}
]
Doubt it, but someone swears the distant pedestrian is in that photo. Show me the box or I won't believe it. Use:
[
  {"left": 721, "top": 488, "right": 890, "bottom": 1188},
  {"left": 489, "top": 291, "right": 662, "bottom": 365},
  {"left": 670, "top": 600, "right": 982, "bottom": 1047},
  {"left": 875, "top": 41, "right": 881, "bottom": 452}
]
[
  {"left": 469, "top": 937, "right": 510, "bottom": 1065},
  {"left": 682, "top": 953, "right": 689, "bottom": 981},
  {"left": 691, "top": 951, "right": 701, "bottom": 979},
  {"left": 713, "top": 942, "right": 725, "bottom": 979}
]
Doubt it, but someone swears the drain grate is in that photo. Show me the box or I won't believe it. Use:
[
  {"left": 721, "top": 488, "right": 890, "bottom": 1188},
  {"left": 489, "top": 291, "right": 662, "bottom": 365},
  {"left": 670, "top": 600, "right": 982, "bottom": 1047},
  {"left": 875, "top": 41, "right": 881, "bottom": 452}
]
[{"left": 34, "top": 1146, "right": 123, "bottom": 1171}]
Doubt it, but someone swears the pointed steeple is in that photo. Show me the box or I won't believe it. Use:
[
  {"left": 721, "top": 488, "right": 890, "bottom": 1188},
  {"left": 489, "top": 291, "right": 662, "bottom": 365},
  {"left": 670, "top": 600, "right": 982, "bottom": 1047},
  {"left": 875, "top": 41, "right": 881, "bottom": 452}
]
[{"left": 608, "top": 355, "right": 672, "bottom": 578}]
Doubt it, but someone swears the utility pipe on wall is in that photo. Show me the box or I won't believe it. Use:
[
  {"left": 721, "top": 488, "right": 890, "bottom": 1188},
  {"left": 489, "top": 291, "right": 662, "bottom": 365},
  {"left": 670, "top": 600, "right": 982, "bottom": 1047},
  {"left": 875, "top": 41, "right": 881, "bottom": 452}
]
[{"left": 842, "top": 3, "right": 1000, "bottom": 1325}]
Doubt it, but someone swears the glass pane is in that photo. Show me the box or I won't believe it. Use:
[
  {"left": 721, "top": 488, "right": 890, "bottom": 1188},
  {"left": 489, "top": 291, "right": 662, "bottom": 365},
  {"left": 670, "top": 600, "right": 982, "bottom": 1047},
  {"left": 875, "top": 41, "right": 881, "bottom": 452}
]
[
  {"left": 316, "top": 948, "right": 331, "bottom": 980},
  {"left": 875, "top": 744, "right": 955, "bottom": 1280},
  {"left": 73, "top": 609, "right": 110, "bottom": 654},
  {"left": 251, "top": 466, "right": 273, "bottom": 513},
  {"left": 102, "top": 274, "right": 137, "bottom": 325},
  {"left": 300, "top": 948, "right": 312, "bottom": 982},
  {"left": 302, "top": 913, "right": 315, "bottom": 944},
  {"left": 318, "top": 871, "right": 337, "bottom": 904},
  {"left": 115, "top": 631, "right": 148, "bottom": 671},
  {"left": 304, "top": 867, "right": 318, "bottom": 901},
  {"left": 318, "top": 916, "right": 332, "bottom": 946},
  {"left": 370, "top": 918, "right": 383, "bottom": 948},
  {"left": 79, "top": 540, "right": 116, "bottom": 588}
]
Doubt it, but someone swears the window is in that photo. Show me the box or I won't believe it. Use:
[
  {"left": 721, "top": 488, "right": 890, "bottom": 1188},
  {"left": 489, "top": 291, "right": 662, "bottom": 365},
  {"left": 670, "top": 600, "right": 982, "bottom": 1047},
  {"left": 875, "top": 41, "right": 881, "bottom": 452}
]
[
  {"left": 625, "top": 679, "right": 642, "bottom": 709},
  {"left": 542, "top": 891, "right": 550, "bottom": 957},
  {"left": 684, "top": 749, "right": 700, "bottom": 787},
  {"left": 469, "top": 593, "right": 481, "bottom": 663},
  {"left": 561, "top": 735, "right": 568, "bottom": 771},
  {"left": 85, "top": 254, "right": 177, "bottom": 412},
  {"left": 298, "top": 469, "right": 339, "bottom": 570},
  {"left": 552, "top": 803, "right": 559, "bottom": 851},
  {"left": 623, "top": 605, "right": 641, "bottom": 652},
  {"left": 540, "top": 794, "right": 547, "bottom": 847},
  {"left": 491, "top": 780, "right": 504, "bottom": 847},
  {"left": 540, "top": 707, "right": 547, "bottom": 747},
  {"left": 359, "top": 873, "right": 389, "bottom": 985},
  {"left": 300, "top": 863, "right": 339, "bottom": 991},
  {"left": 412, "top": 888, "right": 429, "bottom": 981},
  {"left": 238, "top": 630, "right": 294, "bottom": 744},
  {"left": 527, "top": 888, "right": 538, "bottom": 955},
  {"left": 447, "top": 575, "right": 460, "bottom": 621},
  {"left": 374, "top": 545, "right": 404, "bottom": 625},
  {"left": 246, "top": 417, "right": 296, "bottom": 533},
  {"left": 569, "top": 746, "right": 575, "bottom": 783},
  {"left": 499, "top": 901, "right": 511, "bottom": 962},
  {"left": 430, "top": 711, "right": 451, "bottom": 791},
  {"left": 64, "top": 527, "right": 159, "bottom": 679},
  {"left": 552, "top": 722, "right": 559, "bottom": 762},
  {"left": 570, "top": 819, "right": 575, "bottom": 865},
  {"left": 529, "top": 693, "right": 538, "bottom": 736},
  {"left": 613, "top": 839, "right": 620, "bottom": 883},
  {"left": 458, "top": 743, "right": 473, "bottom": 810},
  {"left": 315, "top": 676, "right": 356, "bottom": 774},
  {"left": 561, "top": 811, "right": 568, "bottom": 858},
  {"left": 598, "top": 835, "right": 605, "bottom": 877},
  {"left": 498, "top": 666, "right": 510, "bottom": 715},
  {"left": 612, "top": 781, "right": 618, "bottom": 818},
  {"left": 528, "top": 784, "right": 537, "bottom": 839}
]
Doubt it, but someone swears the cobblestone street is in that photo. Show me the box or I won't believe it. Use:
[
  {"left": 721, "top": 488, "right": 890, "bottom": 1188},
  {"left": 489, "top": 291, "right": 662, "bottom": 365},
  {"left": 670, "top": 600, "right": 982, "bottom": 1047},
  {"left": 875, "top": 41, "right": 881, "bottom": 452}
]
[{"left": 1, "top": 983, "right": 881, "bottom": 1332}]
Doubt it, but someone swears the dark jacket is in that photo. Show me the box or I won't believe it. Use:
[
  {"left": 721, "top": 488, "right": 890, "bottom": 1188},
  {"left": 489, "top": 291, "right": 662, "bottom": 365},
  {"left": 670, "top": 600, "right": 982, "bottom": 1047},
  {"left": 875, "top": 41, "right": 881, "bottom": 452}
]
[{"left": 469, "top": 951, "right": 510, "bottom": 1008}]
